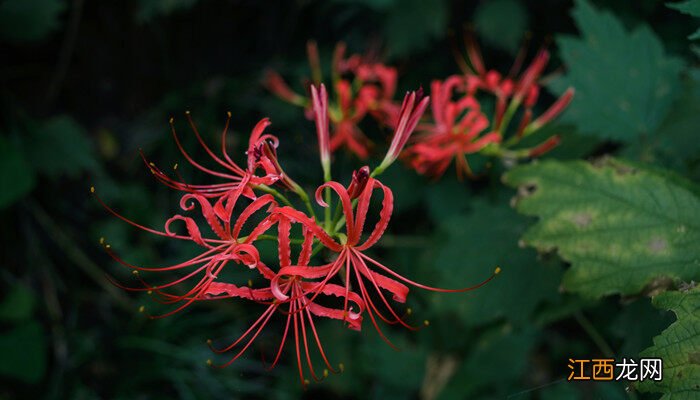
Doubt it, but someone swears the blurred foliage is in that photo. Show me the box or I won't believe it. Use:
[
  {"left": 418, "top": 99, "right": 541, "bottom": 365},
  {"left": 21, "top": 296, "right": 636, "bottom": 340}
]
[
  {"left": 667, "top": 0, "right": 700, "bottom": 39},
  {"left": 2, "top": 0, "right": 700, "bottom": 399}
]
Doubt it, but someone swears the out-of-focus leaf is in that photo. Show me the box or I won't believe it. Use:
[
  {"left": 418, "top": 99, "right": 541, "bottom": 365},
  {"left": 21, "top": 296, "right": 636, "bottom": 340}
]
[
  {"left": 504, "top": 158, "right": 700, "bottom": 298},
  {"left": 668, "top": 0, "right": 700, "bottom": 39},
  {"left": 610, "top": 298, "right": 675, "bottom": 357},
  {"left": 0, "top": 136, "right": 35, "bottom": 208},
  {"left": 431, "top": 198, "right": 562, "bottom": 327},
  {"left": 637, "top": 287, "right": 700, "bottom": 399},
  {"left": 549, "top": 0, "right": 684, "bottom": 142},
  {"left": 0, "top": 321, "right": 46, "bottom": 384},
  {"left": 384, "top": 0, "right": 448, "bottom": 58},
  {"left": 438, "top": 326, "right": 537, "bottom": 399},
  {"left": 0, "top": 0, "right": 65, "bottom": 43},
  {"left": 655, "top": 70, "right": 700, "bottom": 161},
  {"left": 359, "top": 332, "right": 426, "bottom": 396},
  {"left": 329, "top": 0, "right": 397, "bottom": 10},
  {"left": 0, "top": 285, "right": 35, "bottom": 321},
  {"left": 136, "top": 0, "right": 199, "bottom": 23},
  {"left": 25, "top": 116, "right": 98, "bottom": 179},
  {"left": 474, "top": 0, "right": 528, "bottom": 54}
]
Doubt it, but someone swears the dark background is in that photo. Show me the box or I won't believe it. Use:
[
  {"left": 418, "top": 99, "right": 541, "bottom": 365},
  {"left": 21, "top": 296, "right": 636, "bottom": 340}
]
[{"left": 0, "top": 0, "right": 696, "bottom": 398}]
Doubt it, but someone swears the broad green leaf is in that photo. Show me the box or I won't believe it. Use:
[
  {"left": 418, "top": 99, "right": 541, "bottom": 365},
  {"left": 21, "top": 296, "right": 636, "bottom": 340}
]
[
  {"left": 0, "top": 136, "right": 35, "bottom": 208},
  {"left": 24, "top": 116, "right": 98, "bottom": 179},
  {"left": 0, "top": 321, "right": 46, "bottom": 384},
  {"left": 503, "top": 158, "right": 700, "bottom": 298},
  {"left": 0, "top": 0, "right": 65, "bottom": 43},
  {"left": 654, "top": 70, "right": 700, "bottom": 162},
  {"left": 667, "top": 0, "right": 700, "bottom": 40},
  {"left": 549, "top": 0, "right": 684, "bottom": 142},
  {"left": 431, "top": 198, "right": 563, "bottom": 327},
  {"left": 474, "top": 0, "right": 528, "bottom": 54},
  {"left": 637, "top": 288, "right": 700, "bottom": 399}
]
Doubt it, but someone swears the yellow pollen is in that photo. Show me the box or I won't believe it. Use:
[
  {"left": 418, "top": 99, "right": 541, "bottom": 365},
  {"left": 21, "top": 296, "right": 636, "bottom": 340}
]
[
  {"left": 338, "top": 363, "right": 345, "bottom": 373},
  {"left": 303, "top": 379, "right": 310, "bottom": 386},
  {"left": 206, "top": 359, "right": 212, "bottom": 366},
  {"left": 185, "top": 110, "right": 191, "bottom": 115},
  {"left": 207, "top": 339, "right": 212, "bottom": 345},
  {"left": 138, "top": 305, "right": 145, "bottom": 313},
  {"left": 173, "top": 163, "right": 178, "bottom": 170},
  {"left": 323, "top": 369, "right": 329, "bottom": 378},
  {"left": 132, "top": 270, "right": 139, "bottom": 275},
  {"left": 169, "top": 117, "right": 174, "bottom": 124},
  {"left": 147, "top": 290, "right": 153, "bottom": 295},
  {"left": 494, "top": 266, "right": 502, "bottom": 275},
  {"left": 99, "top": 237, "right": 105, "bottom": 244},
  {"left": 105, "top": 244, "right": 111, "bottom": 249},
  {"left": 149, "top": 162, "right": 155, "bottom": 167},
  {"left": 406, "top": 308, "right": 412, "bottom": 315},
  {"left": 90, "top": 186, "right": 95, "bottom": 193},
  {"left": 423, "top": 320, "right": 430, "bottom": 326},
  {"left": 248, "top": 279, "right": 253, "bottom": 287},
  {"left": 226, "top": 111, "right": 232, "bottom": 118}
]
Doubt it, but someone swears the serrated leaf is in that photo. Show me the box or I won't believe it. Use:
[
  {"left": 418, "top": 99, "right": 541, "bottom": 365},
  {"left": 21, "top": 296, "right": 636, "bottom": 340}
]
[
  {"left": 474, "top": 0, "right": 528, "bottom": 54},
  {"left": 667, "top": 0, "right": 700, "bottom": 40},
  {"left": 549, "top": 0, "right": 684, "bottom": 142},
  {"left": 431, "top": 198, "right": 563, "bottom": 327},
  {"left": 0, "top": 136, "right": 35, "bottom": 208},
  {"left": 0, "top": 0, "right": 65, "bottom": 43},
  {"left": 637, "top": 288, "right": 700, "bottom": 399},
  {"left": 24, "top": 116, "right": 98, "bottom": 179},
  {"left": 503, "top": 158, "right": 700, "bottom": 298}
]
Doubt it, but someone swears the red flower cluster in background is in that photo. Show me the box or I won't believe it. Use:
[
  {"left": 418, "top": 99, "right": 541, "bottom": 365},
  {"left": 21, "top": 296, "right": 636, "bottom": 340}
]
[{"left": 94, "top": 83, "right": 498, "bottom": 386}]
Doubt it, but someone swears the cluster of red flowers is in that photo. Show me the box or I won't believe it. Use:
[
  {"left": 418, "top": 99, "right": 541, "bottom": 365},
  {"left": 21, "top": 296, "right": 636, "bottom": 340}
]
[
  {"left": 94, "top": 82, "right": 499, "bottom": 386},
  {"left": 267, "top": 40, "right": 573, "bottom": 179}
]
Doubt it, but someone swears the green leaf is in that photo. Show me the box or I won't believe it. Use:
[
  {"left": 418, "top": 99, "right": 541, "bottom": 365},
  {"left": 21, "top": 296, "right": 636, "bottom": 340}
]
[
  {"left": 25, "top": 116, "right": 98, "bottom": 179},
  {"left": 637, "top": 287, "right": 700, "bottom": 398},
  {"left": 0, "top": 321, "right": 47, "bottom": 384},
  {"left": 431, "top": 197, "right": 563, "bottom": 327},
  {"left": 384, "top": 0, "right": 448, "bottom": 58},
  {"left": 0, "top": 0, "right": 65, "bottom": 43},
  {"left": 503, "top": 158, "right": 700, "bottom": 299},
  {"left": 0, "top": 285, "right": 35, "bottom": 321},
  {"left": 654, "top": 70, "right": 700, "bottom": 162},
  {"left": 667, "top": 0, "right": 700, "bottom": 40},
  {"left": 474, "top": 0, "right": 528, "bottom": 54},
  {"left": 549, "top": 0, "right": 684, "bottom": 142},
  {"left": 0, "top": 136, "right": 35, "bottom": 208}
]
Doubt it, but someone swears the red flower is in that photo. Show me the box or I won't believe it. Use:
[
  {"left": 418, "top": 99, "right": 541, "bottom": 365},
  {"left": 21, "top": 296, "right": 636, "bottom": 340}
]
[
  {"left": 404, "top": 76, "right": 501, "bottom": 179},
  {"left": 269, "top": 170, "right": 499, "bottom": 345},
  {"left": 143, "top": 112, "right": 286, "bottom": 201},
  {"left": 265, "top": 41, "right": 399, "bottom": 159}
]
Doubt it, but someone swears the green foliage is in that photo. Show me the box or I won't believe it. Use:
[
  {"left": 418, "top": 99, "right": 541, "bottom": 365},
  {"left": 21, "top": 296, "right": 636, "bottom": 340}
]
[
  {"left": 0, "top": 136, "right": 35, "bottom": 208},
  {"left": 0, "top": 0, "right": 65, "bottom": 43},
  {"left": 473, "top": 0, "right": 528, "bottom": 54},
  {"left": 0, "top": 321, "right": 47, "bottom": 384},
  {"left": 668, "top": 0, "right": 700, "bottom": 39},
  {"left": 431, "top": 197, "right": 563, "bottom": 328},
  {"left": 550, "top": 0, "right": 684, "bottom": 142},
  {"left": 24, "top": 116, "right": 98, "bottom": 179},
  {"left": 637, "top": 287, "right": 700, "bottom": 399},
  {"left": 383, "top": 0, "right": 449, "bottom": 58},
  {"left": 504, "top": 158, "right": 700, "bottom": 298}
]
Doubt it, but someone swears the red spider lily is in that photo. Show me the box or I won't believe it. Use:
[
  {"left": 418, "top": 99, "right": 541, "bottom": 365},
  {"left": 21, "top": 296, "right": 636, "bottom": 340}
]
[
  {"left": 269, "top": 171, "right": 500, "bottom": 346},
  {"left": 404, "top": 75, "right": 501, "bottom": 179},
  {"left": 204, "top": 215, "right": 365, "bottom": 387},
  {"left": 143, "top": 112, "right": 290, "bottom": 201},
  {"left": 94, "top": 186, "right": 278, "bottom": 318},
  {"left": 265, "top": 41, "right": 398, "bottom": 158}
]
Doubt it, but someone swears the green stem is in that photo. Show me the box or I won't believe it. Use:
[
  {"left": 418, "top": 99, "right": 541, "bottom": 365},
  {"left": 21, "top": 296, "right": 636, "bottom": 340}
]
[
  {"left": 574, "top": 312, "right": 615, "bottom": 358},
  {"left": 254, "top": 184, "right": 294, "bottom": 208}
]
